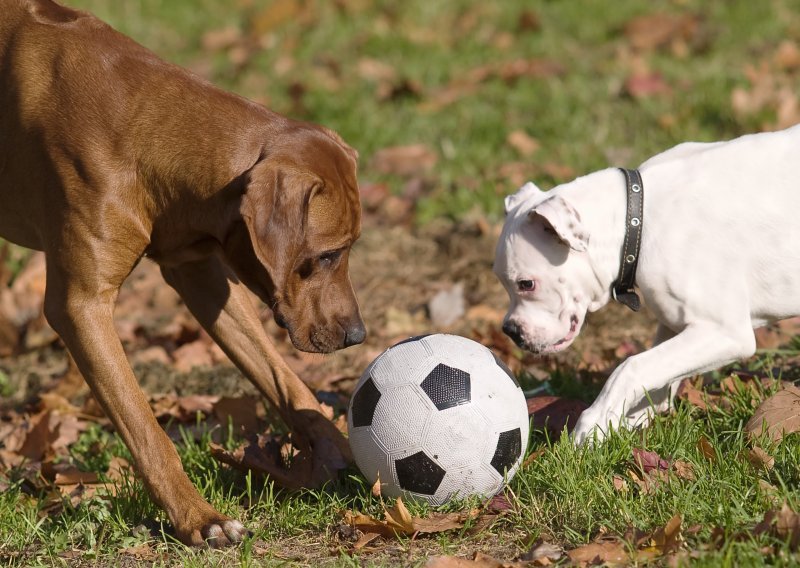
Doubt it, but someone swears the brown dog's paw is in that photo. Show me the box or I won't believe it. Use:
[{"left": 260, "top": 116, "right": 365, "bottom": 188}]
[
  {"left": 201, "top": 519, "right": 250, "bottom": 548},
  {"left": 178, "top": 514, "right": 251, "bottom": 548}
]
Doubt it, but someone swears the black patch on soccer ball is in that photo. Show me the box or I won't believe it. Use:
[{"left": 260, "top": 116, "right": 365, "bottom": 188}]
[
  {"left": 492, "top": 353, "right": 520, "bottom": 388},
  {"left": 490, "top": 428, "right": 522, "bottom": 475},
  {"left": 351, "top": 377, "right": 381, "bottom": 427},
  {"left": 420, "top": 363, "right": 471, "bottom": 411},
  {"left": 395, "top": 450, "right": 446, "bottom": 495}
]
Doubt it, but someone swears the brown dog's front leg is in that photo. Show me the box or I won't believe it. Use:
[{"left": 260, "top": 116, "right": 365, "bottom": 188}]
[
  {"left": 161, "top": 255, "right": 352, "bottom": 485},
  {"left": 43, "top": 266, "right": 248, "bottom": 547}
]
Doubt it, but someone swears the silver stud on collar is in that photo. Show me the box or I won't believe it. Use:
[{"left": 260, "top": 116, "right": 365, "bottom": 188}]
[
  {"left": 626, "top": 254, "right": 636, "bottom": 263},
  {"left": 631, "top": 217, "right": 640, "bottom": 226},
  {"left": 632, "top": 183, "right": 641, "bottom": 193}
]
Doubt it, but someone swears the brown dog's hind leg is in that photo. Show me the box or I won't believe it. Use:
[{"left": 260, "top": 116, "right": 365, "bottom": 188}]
[
  {"left": 43, "top": 254, "right": 248, "bottom": 547},
  {"left": 160, "top": 254, "right": 352, "bottom": 485}
]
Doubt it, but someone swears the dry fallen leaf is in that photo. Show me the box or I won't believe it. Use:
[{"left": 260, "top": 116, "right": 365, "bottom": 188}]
[
  {"left": 344, "top": 497, "right": 474, "bottom": 539},
  {"left": 624, "top": 72, "right": 671, "bottom": 99},
  {"left": 697, "top": 436, "right": 716, "bottom": 462},
  {"left": 745, "top": 385, "right": 800, "bottom": 443},
  {"left": 612, "top": 475, "right": 628, "bottom": 493},
  {"left": 672, "top": 460, "right": 696, "bottom": 481},
  {"left": 120, "top": 543, "right": 158, "bottom": 561},
  {"left": 746, "top": 446, "right": 775, "bottom": 471},
  {"left": 370, "top": 145, "right": 438, "bottom": 178},
  {"left": 507, "top": 130, "right": 540, "bottom": 157},
  {"left": 648, "top": 514, "right": 683, "bottom": 554},
  {"left": 566, "top": 539, "right": 628, "bottom": 565},
  {"left": 754, "top": 503, "right": 800, "bottom": 549},
  {"left": 370, "top": 473, "right": 382, "bottom": 498},
  {"left": 624, "top": 13, "right": 703, "bottom": 54},
  {"left": 633, "top": 448, "right": 669, "bottom": 474},
  {"left": 524, "top": 539, "right": 563, "bottom": 565},
  {"left": 213, "top": 395, "right": 263, "bottom": 434}
]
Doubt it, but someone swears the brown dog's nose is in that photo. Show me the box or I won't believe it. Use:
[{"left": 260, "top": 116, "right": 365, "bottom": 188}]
[
  {"left": 502, "top": 320, "right": 523, "bottom": 346},
  {"left": 343, "top": 321, "right": 366, "bottom": 347}
]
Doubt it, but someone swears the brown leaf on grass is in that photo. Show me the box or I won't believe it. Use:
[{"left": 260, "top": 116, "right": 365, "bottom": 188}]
[
  {"left": 486, "top": 494, "right": 514, "bottom": 514},
  {"left": 648, "top": 514, "right": 683, "bottom": 554},
  {"left": 745, "top": 385, "right": 800, "bottom": 443},
  {"left": 211, "top": 421, "right": 348, "bottom": 491},
  {"left": 523, "top": 540, "right": 563, "bottom": 565},
  {"left": 754, "top": 503, "right": 800, "bottom": 549},
  {"left": 201, "top": 26, "right": 242, "bottom": 52},
  {"left": 677, "top": 377, "right": 724, "bottom": 411},
  {"left": 672, "top": 460, "right": 696, "bottom": 481},
  {"left": 775, "top": 40, "right": 800, "bottom": 71},
  {"left": 250, "top": 0, "right": 303, "bottom": 36},
  {"left": 213, "top": 395, "right": 263, "bottom": 434},
  {"left": 624, "top": 72, "right": 671, "bottom": 98},
  {"left": 150, "top": 393, "right": 219, "bottom": 423},
  {"left": 566, "top": 539, "right": 628, "bottom": 565},
  {"left": 344, "top": 497, "right": 474, "bottom": 539},
  {"left": 732, "top": 61, "right": 800, "bottom": 130},
  {"left": 120, "top": 543, "right": 158, "bottom": 561},
  {"left": 746, "top": 446, "right": 775, "bottom": 471},
  {"left": 422, "top": 58, "right": 564, "bottom": 111},
  {"left": 697, "top": 436, "right": 716, "bottom": 462},
  {"left": 624, "top": 13, "right": 704, "bottom": 54},
  {"left": 633, "top": 448, "right": 669, "bottom": 473},
  {"left": 527, "top": 396, "right": 588, "bottom": 435},
  {"left": 628, "top": 467, "right": 669, "bottom": 495},
  {"left": 210, "top": 435, "right": 303, "bottom": 490},
  {"left": 426, "top": 551, "right": 530, "bottom": 567},
  {"left": 17, "top": 411, "right": 59, "bottom": 462},
  {"left": 353, "top": 531, "right": 381, "bottom": 551},
  {"left": 370, "top": 473, "right": 382, "bottom": 498},
  {"left": 506, "top": 130, "right": 540, "bottom": 157},
  {"left": 370, "top": 144, "right": 438, "bottom": 178},
  {"left": 612, "top": 475, "right": 628, "bottom": 493},
  {"left": 540, "top": 162, "right": 575, "bottom": 182},
  {"left": 172, "top": 340, "right": 214, "bottom": 373}
]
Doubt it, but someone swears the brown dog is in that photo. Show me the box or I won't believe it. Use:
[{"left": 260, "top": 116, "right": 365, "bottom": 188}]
[{"left": 0, "top": 0, "right": 365, "bottom": 547}]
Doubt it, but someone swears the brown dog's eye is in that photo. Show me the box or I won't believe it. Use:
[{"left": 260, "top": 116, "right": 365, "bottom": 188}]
[
  {"left": 318, "top": 250, "right": 342, "bottom": 268},
  {"left": 517, "top": 279, "right": 535, "bottom": 292}
]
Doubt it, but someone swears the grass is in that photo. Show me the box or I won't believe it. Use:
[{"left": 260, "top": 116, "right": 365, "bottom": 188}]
[
  {"left": 1, "top": 359, "right": 799, "bottom": 565},
  {"left": 3, "top": 0, "right": 800, "bottom": 565}
]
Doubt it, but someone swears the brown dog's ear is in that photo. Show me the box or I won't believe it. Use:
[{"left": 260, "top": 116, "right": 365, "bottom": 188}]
[
  {"left": 240, "top": 159, "right": 319, "bottom": 284},
  {"left": 319, "top": 126, "right": 359, "bottom": 164},
  {"left": 529, "top": 195, "right": 589, "bottom": 252}
]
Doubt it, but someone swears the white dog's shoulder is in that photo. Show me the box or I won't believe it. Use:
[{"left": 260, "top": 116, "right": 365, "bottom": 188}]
[{"left": 639, "top": 140, "right": 726, "bottom": 170}]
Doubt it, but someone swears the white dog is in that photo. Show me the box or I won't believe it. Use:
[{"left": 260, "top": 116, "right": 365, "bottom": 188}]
[{"left": 494, "top": 124, "right": 800, "bottom": 443}]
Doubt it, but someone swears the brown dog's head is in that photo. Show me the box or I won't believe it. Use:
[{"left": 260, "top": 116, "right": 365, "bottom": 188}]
[{"left": 227, "top": 122, "right": 365, "bottom": 353}]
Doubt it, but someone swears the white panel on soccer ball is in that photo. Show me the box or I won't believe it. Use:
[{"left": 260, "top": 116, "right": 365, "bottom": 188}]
[
  {"left": 369, "top": 384, "right": 433, "bottom": 452},
  {"left": 419, "top": 335, "right": 493, "bottom": 378},
  {"left": 422, "top": 404, "right": 491, "bottom": 471},
  {"left": 348, "top": 427, "right": 392, "bottom": 488},
  {"left": 433, "top": 461, "right": 504, "bottom": 504},
  {"left": 369, "top": 338, "right": 439, "bottom": 390}
]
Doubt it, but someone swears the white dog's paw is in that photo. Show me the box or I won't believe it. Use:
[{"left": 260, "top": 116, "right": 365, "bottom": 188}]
[{"left": 572, "top": 409, "right": 625, "bottom": 446}]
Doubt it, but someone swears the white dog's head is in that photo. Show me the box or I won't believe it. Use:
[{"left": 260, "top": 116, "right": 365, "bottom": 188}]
[{"left": 494, "top": 181, "right": 595, "bottom": 354}]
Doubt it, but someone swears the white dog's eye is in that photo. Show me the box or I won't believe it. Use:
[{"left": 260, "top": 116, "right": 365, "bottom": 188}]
[{"left": 517, "top": 279, "right": 535, "bottom": 292}]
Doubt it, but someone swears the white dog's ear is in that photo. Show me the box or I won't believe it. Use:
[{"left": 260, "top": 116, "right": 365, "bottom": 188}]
[
  {"left": 529, "top": 195, "right": 589, "bottom": 252},
  {"left": 504, "top": 181, "right": 544, "bottom": 215}
]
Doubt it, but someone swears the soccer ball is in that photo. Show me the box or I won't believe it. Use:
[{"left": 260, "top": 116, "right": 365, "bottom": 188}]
[{"left": 347, "top": 334, "right": 529, "bottom": 505}]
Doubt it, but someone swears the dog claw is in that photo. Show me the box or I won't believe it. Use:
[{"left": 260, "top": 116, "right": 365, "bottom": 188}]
[{"left": 182, "top": 517, "right": 250, "bottom": 548}]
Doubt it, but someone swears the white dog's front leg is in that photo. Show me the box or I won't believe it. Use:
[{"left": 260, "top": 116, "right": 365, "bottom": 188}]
[{"left": 572, "top": 323, "right": 755, "bottom": 444}]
